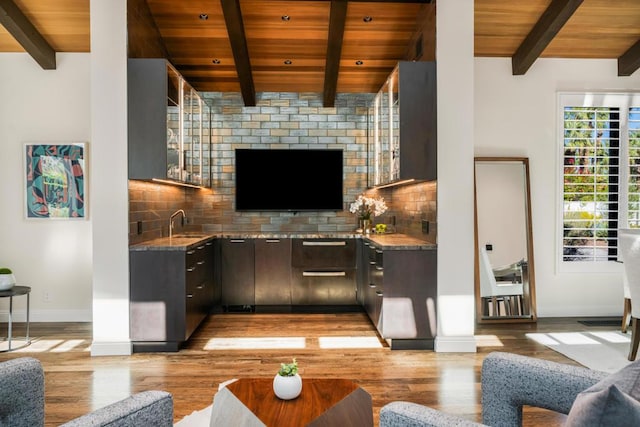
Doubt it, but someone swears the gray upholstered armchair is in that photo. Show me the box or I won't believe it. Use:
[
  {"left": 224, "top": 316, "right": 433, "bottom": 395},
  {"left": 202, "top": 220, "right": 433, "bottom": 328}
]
[
  {"left": 379, "top": 351, "right": 634, "bottom": 427},
  {"left": 0, "top": 357, "right": 174, "bottom": 427}
]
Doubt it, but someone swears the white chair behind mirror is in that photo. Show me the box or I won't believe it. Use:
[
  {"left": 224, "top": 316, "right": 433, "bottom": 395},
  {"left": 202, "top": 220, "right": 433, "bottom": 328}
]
[
  {"left": 479, "top": 246, "right": 523, "bottom": 317},
  {"left": 618, "top": 232, "right": 640, "bottom": 361},
  {"left": 619, "top": 228, "right": 640, "bottom": 333}
]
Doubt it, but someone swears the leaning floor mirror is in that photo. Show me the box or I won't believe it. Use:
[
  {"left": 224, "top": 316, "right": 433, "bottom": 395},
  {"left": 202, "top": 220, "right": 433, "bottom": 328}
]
[{"left": 474, "top": 157, "right": 537, "bottom": 323}]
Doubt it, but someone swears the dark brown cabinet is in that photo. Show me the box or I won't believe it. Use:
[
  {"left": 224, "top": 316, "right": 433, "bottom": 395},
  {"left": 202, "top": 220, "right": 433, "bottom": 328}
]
[
  {"left": 363, "top": 242, "right": 384, "bottom": 329},
  {"left": 130, "top": 238, "right": 214, "bottom": 352},
  {"left": 255, "top": 238, "right": 292, "bottom": 306},
  {"left": 291, "top": 238, "right": 357, "bottom": 305},
  {"left": 220, "top": 239, "right": 255, "bottom": 308},
  {"left": 128, "top": 58, "right": 212, "bottom": 187},
  {"left": 358, "top": 240, "right": 437, "bottom": 350},
  {"left": 218, "top": 238, "right": 292, "bottom": 310},
  {"left": 368, "top": 61, "right": 437, "bottom": 187}
]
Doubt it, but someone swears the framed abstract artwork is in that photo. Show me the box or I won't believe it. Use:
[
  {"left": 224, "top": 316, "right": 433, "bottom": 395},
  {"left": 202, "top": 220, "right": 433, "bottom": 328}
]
[{"left": 24, "top": 143, "right": 87, "bottom": 219}]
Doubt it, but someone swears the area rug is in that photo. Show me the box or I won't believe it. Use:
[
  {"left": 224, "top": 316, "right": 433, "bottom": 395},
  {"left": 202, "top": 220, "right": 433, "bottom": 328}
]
[
  {"left": 174, "top": 379, "right": 237, "bottom": 427},
  {"left": 174, "top": 405, "right": 212, "bottom": 427},
  {"left": 577, "top": 318, "right": 623, "bottom": 327},
  {"left": 526, "top": 330, "right": 633, "bottom": 374}
]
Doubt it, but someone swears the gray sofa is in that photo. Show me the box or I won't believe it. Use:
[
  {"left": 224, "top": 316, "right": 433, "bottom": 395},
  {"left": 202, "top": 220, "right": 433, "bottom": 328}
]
[
  {"left": 380, "top": 351, "right": 640, "bottom": 427},
  {"left": 0, "top": 357, "right": 173, "bottom": 427}
]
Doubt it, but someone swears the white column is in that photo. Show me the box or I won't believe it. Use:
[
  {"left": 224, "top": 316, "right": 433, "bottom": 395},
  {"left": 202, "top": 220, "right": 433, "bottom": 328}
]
[
  {"left": 90, "top": 0, "right": 131, "bottom": 355},
  {"left": 435, "top": 0, "right": 477, "bottom": 352}
]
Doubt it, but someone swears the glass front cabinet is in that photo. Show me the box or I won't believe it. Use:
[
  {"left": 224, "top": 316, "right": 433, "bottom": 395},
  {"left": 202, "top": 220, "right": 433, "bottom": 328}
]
[
  {"left": 128, "top": 58, "right": 211, "bottom": 187},
  {"left": 368, "top": 61, "right": 437, "bottom": 188}
]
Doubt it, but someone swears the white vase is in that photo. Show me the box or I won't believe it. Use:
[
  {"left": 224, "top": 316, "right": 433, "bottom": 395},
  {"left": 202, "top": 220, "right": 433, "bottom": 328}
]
[
  {"left": 0, "top": 274, "right": 15, "bottom": 291},
  {"left": 273, "top": 373, "right": 302, "bottom": 400}
]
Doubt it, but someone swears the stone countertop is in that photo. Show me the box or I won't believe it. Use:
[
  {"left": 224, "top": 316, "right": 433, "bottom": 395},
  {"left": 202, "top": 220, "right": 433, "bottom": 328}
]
[
  {"left": 130, "top": 232, "right": 436, "bottom": 251},
  {"left": 129, "top": 234, "right": 215, "bottom": 251},
  {"left": 363, "top": 233, "right": 436, "bottom": 250}
]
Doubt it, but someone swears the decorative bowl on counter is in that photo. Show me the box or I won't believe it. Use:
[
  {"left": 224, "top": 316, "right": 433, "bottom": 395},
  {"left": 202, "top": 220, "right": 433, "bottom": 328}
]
[{"left": 0, "top": 268, "right": 16, "bottom": 291}]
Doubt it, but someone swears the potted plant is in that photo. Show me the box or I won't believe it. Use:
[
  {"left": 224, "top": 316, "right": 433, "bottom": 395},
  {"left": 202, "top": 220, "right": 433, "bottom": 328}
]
[
  {"left": 0, "top": 268, "right": 16, "bottom": 291},
  {"left": 349, "top": 194, "right": 388, "bottom": 234},
  {"left": 272, "top": 358, "right": 302, "bottom": 400}
]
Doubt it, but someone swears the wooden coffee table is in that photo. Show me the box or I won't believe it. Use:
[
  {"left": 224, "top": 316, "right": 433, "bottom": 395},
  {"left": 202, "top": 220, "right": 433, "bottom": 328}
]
[{"left": 209, "top": 378, "right": 373, "bottom": 426}]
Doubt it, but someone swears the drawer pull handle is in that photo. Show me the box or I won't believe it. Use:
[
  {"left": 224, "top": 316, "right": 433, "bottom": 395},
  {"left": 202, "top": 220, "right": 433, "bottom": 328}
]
[
  {"left": 302, "top": 241, "right": 346, "bottom": 246},
  {"left": 266, "top": 239, "right": 280, "bottom": 243},
  {"left": 205, "top": 241, "right": 213, "bottom": 246},
  {"left": 196, "top": 285, "right": 204, "bottom": 290},
  {"left": 368, "top": 283, "right": 377, "bottom": 288},
  {"left": 375, "top": 266, "right": 383, "bottom": 271},
  {"left": 375, "top": 249, "right": 383, "bottom": 254},
  {"left": 186, "top": 294, "right": 194, "bottom": 298},
  {"left": 302, "top": 271, "right": 346, "bottom": 277},
  {"left": 197, "top": 260, "right": 205, "bottom": 265},
  {"left": 187, "top": 267, "right": 196, "bottom": 272},
  {"left": 230, "top": 239, "right": 245, "bottom": 243},
  {"left": 186, "top": 250, "right": 196, "bottom": 255},
  {"left": 369, "top": 261, "right": 376, "bottom": 265},
  {"left": 197, "top": 245, "right": 205, "bottom": 250},
  {"left": 376, "top": 291, "right": 383, "bottom": 297}
]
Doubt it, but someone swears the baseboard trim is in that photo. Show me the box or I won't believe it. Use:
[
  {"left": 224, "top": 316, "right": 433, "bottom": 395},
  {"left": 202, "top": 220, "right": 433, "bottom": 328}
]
[
  {"left": 90, "top": 340, "right": 132, "bottom": 356},
  {"left": 0, "top": 309, "right": 92, "bottom": 322},
  {"left": 434, "top": 335, "right": 477, "bottom": 353}
]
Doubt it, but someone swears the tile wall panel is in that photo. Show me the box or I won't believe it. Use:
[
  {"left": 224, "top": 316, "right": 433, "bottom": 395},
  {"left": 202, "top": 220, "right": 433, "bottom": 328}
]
[{"left": 128, "top": 92, "right": 436, "bottom": 243}]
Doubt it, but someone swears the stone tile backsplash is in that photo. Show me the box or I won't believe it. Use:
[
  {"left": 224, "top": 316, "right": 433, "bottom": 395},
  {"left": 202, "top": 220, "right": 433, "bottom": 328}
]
[{"left": 128, "top": 92, "right": 437, "bottom": 244}]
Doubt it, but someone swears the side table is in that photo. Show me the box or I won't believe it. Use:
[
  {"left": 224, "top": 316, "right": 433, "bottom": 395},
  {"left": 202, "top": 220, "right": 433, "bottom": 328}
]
[
  {"left": 0, "top": 285, "right": 31, "bottom": 352},
  {"left": 210, "top": 378, "right": 373, "bottom": 426}
]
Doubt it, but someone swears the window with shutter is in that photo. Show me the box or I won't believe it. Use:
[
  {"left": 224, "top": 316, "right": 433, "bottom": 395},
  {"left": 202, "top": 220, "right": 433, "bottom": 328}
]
[{"left": 558, "top": 93, "right": 640, "bottom": 272}]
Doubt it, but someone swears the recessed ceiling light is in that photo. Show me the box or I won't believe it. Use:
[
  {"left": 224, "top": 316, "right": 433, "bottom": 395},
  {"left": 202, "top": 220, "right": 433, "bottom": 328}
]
[
  {"left": 363, "top": 16, "right": 373, "bottom": 23},
  {"left": 281, "top": 15, "right": 290, "bottom": 21},
  {"left": 355, "top": 60, "right": 364, "bottom": 66},
  {"left": 199, "top": 14, "right": 209, "bottom": 20},
  {"left": 212, "top": 59, "right": 221, "bottom": 64},
  {"left": 284, "top": 59, "right": 292, "bottom": 65}
]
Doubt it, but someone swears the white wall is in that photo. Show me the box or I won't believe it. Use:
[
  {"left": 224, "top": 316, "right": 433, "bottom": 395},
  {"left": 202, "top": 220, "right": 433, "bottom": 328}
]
[
  {"left": 475, "top": 57, "right": 640, "bottom": 317},
  {"left": 0, "top": 53, "right": 92, "bottom": 321},
  {"left": 435, "top": 0, "right": 476, "bottom": 352},
  {"left": 89, "top": 0, "right": 131, "bottom": 356}
]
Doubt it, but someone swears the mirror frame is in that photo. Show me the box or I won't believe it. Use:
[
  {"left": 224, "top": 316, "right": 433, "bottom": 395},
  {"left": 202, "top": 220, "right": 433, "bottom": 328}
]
[{"left": 474, "top": 156, "right": 537, "bottom": 324}]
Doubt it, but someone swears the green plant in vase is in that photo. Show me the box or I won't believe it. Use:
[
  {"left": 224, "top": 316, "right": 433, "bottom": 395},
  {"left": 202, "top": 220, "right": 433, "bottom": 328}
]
[
  {"left": 278, "top": 358, "right": 299, "bottom": 376},
  {"left": 273, "top": 358, "right": 302, "bottom": 400}
]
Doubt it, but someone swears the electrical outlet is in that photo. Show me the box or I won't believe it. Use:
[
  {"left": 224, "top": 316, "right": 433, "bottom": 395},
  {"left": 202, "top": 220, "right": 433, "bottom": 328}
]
[
  {"left": 43, "top": 291, "right": 52, "bottom": 302},
  {"left": 421, "top": 219, "right": 429, "bottom": 234}
]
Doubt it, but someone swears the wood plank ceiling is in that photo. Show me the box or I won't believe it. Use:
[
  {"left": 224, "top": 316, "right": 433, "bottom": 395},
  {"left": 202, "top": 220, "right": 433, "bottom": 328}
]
[
  {"left": 140, "top": 0, "right": 431, "bottom": 106},
  {"left": 1, "top": 0, "right": 640, "bottom": 106}
]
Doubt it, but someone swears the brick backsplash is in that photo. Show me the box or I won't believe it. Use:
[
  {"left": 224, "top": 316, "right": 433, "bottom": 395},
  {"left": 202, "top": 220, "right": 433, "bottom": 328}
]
[{"left": 128, "top": 92, "right": 437, "bottom": 243}]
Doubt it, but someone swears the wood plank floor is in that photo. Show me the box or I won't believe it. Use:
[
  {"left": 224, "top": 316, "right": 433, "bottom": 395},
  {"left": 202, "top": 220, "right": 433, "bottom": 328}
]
[{"left": 0, "top": 313, "right": 617, "bottom": 426}]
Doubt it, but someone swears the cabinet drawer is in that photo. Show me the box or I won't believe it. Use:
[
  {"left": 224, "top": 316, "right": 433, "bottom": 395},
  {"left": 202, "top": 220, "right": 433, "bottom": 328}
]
[
  {"left": 186, "top": 239, "right": 213, "bottom": 289},
  {"left": 291, "top": 238, "right": 356, "bottom": 268},
  {"left": 291, "top": 268, "right": 357, "bottom": 305},
  {"left": 368, "top": 246, "right": 384, "bottom": 287}
]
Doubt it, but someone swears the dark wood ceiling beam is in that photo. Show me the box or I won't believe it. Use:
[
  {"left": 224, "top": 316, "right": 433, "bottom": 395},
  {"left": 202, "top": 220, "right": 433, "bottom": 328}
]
[
  {"left": 512, "top": 0, "right": 583, "bottom": 75},
  {"left": 220, "top": 0, "right": 256, "bottom": 106},
  {"left": 618, "top": 39, "right": 640, "bottom": 77},
  {"left": 127, "top": 0, "right": 169, "bottom": 59},
  {"left": 323, "top": 0, "right": 348, "bottom": 108},
  {"left": 0, "top": 0, "right": 56, "bottom": 69}
]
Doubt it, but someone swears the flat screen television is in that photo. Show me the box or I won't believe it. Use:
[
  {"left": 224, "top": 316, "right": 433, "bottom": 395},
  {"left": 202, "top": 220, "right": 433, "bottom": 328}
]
[{"left": 235, "top": 148, "right": 343, "bottom": 211}]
